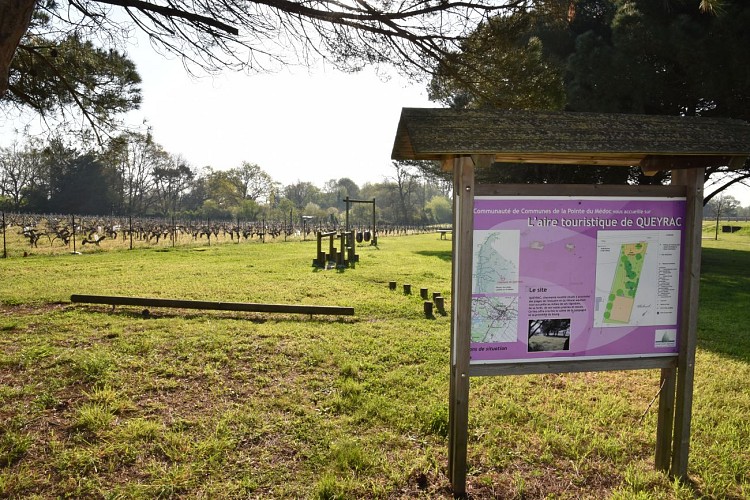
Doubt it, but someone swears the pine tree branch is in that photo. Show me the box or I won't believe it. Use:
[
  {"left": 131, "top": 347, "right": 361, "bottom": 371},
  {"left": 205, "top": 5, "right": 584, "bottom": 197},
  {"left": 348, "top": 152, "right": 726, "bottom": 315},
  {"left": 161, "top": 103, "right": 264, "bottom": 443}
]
[
  {"left": 93, "top": 0, "right": 240, "bottom": 35},
  {"left": 17, "top": 44, "right": 105, "bottom": 143}
]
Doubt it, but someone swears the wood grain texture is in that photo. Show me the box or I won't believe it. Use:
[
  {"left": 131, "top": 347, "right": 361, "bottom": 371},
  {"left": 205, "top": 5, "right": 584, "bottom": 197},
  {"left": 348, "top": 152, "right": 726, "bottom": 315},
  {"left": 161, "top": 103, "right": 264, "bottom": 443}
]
[{"left": 392, "top": 108, "right": 750, "bottom": 168}]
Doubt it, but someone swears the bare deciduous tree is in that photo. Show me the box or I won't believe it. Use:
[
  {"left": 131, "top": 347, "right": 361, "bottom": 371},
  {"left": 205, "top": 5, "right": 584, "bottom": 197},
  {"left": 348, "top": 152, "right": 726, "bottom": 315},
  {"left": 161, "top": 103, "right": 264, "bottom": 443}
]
[
  {"left": 235, "top": 161, "right": 276, "bottom": 204},
  {"left": 0, "top": 140, "right": 45, "bottom": 210},
  {"left": 103, "top": 131, "right": 165, "bottom": 214}
]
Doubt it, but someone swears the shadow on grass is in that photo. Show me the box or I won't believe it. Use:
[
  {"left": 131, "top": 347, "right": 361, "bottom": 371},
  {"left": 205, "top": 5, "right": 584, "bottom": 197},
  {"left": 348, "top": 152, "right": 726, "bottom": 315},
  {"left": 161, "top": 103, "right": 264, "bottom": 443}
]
[
  {"left": 415, "top": 250, "right": 452, "bottom": 262},
  {"left": 311, "top": 264, "right": 351, "bottom": 273},
  {"left": 698, "top": 247, "right": 750, "bottom": 363},
  {"left": 71, "top": 305, "right": 358, "bottom": 324}
]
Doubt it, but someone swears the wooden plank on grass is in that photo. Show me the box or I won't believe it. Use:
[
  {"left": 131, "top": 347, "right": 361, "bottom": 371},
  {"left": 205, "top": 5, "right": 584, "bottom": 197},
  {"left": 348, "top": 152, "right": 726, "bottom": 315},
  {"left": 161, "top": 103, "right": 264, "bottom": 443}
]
[{"left": 70, "top": 294, "right": 354, "bottom": 316}]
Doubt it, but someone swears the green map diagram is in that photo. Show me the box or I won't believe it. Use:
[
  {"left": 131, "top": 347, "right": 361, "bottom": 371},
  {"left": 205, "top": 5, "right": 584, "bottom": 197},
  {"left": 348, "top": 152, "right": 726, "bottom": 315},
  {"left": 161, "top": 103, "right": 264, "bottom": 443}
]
[
  {"left": 595, "top": 230, "right": 681, "bottom": 328},
  {"left": 602, "top": 242, "right": 647, "bottom": 324},
  {"left": 471, "top": 296, "right": 519, "bottom": 343},
  {"left": 472, "top": 230, "right": 520, "bottom": 294}
]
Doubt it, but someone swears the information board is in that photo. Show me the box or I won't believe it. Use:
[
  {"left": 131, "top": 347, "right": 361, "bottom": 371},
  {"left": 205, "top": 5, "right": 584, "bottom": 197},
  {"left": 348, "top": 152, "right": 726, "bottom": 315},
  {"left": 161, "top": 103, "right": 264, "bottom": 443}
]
[{"left": 470, "top": 196, "right": 686, "bottom": 364}]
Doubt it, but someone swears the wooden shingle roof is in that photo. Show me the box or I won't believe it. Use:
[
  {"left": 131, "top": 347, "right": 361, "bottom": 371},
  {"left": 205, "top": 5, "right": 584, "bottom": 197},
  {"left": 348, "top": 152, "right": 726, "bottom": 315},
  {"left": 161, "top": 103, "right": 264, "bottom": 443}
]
[{"left": 391, "top": 108, "right": 750, "bottom": 170}]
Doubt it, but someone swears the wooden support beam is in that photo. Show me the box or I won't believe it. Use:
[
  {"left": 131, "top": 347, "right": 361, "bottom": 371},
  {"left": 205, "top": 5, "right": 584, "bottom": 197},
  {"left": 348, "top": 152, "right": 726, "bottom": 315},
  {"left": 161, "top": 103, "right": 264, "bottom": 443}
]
[
  {"left": 442, "top": 157, "right": 456, "bottom": 172},
  {"left": 669, "top": 167, "right": 704, "bottom": 479},
  {"left": 640, "top": 154, "right": 743, "bottom": 171},
  {"left": 70, "top": 294, "right": 354, "bottom": 316},
  {"left": 655, "top": 367, "right": 677, "bottom": 471},
  {"left": 471, "top": 154, "right": 495, "bottom": 169},
  {"left": 448, "top": 156, "right": 475, "bottom": 496},
  {"left": 468, "top": 356, "right": 676, "bottom": 377},
  {"left": 475, "top": 183, "right": 685, "bottom": 198}
]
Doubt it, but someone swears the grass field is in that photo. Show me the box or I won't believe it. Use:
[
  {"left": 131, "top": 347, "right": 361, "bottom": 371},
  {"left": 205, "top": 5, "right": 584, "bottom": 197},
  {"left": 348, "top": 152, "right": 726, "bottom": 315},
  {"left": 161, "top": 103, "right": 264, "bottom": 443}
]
[{"left": 0, "top": 225, "right": 748, "bottom": 498}]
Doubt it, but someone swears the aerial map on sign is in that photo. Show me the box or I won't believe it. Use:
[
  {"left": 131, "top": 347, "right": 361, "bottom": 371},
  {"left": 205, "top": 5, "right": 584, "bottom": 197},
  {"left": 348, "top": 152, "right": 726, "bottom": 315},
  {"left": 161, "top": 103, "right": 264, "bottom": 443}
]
[
  {"left": 593, "top": 230, "right": 681, "bottom": 328},
  {"left": 470, "top": 196, "right": 685, "bottom": 364},
  {"left": 472, "top": 230, "right": 520, "bottom": 294},
  {"left": 602, "top": 241, "right": 647, "bottom": 324},
  {"left": 470, "top": 230, "right": 521, "bottom": 343},
  {"left": 471, "top": 296, "right": 519, "bottom": 343}
]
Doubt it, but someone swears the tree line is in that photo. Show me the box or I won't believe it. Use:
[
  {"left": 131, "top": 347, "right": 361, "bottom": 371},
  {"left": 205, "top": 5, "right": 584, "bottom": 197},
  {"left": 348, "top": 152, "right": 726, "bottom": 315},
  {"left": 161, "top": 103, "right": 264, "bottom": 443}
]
[
  {"left": 1, "top": 0, "right": 748, "bottom": 210},
  {"left": 703, "top": 195, "right": 750, "bottom": 219},
  {"left": 0, "top": 132, "right": 454, "bottom": 226},
  {"left": 423, "top": 0, "right": 750, "bottom": 202}
]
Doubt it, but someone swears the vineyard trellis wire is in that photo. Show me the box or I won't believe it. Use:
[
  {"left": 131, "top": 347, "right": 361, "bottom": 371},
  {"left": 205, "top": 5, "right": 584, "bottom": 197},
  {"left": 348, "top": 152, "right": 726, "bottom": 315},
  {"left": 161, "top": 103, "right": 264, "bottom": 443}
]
[{"left": 0, "top": 211, "right": 445, "bottom": 258}]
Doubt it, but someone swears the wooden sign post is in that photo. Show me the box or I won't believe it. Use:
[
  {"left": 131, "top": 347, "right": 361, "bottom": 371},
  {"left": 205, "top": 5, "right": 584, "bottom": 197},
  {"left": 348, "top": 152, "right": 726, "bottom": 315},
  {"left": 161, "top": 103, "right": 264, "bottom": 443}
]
[
  {"left": 447, "top": 157, "right": 475, "bottom": 490},
  {"left": 669, "top": 168, "right": 705, "bottom": 478},
  {"left": 391, "top": 108, "right": 750, "bottom": 497}
]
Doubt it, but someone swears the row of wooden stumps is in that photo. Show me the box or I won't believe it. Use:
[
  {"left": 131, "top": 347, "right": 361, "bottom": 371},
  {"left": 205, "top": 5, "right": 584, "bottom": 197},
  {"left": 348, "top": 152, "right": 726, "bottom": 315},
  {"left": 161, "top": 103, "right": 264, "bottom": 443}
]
[
  {"left": 389, "top": 281, "right": 446, "bottom": 318},
  {"left": 313, "top": 230, "right": 359, "bottom": 269}
]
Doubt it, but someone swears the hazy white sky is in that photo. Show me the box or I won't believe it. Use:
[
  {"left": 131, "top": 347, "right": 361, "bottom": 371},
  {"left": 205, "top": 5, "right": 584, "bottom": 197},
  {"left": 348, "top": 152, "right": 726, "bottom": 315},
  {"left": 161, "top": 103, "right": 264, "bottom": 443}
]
[
  {"left": 2, "top": 35, "right": 748, "bottom": 205},
  {"left": 122, "top": 40, "right": 433, "bottom": 189},
  {"left": 116, "top": 40, "right": 750, "bottom": 206}
]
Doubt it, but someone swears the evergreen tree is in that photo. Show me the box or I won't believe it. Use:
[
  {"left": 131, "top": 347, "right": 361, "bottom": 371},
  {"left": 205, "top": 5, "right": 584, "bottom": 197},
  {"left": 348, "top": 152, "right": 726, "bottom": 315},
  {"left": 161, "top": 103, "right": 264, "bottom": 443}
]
[
  {"left": 428, "top": 0, "right": 750, "bottom": 195},
  {"left": 48, "top": 153, "right": 120, "bottom": 215},
  {"left": 4, "top": 9, "right": 141, "bottom": 139}
]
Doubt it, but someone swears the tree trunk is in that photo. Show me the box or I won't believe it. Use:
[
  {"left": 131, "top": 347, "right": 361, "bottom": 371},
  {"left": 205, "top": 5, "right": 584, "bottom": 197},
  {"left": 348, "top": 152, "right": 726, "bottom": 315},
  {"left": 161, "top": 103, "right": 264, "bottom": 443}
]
[{"left": 0, "top": 0, "right": 36, "bottom": 97}]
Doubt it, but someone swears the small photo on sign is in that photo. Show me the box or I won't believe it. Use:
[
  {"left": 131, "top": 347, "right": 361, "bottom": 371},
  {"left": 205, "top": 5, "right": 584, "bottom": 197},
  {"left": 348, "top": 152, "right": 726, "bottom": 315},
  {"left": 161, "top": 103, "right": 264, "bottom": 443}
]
[
  {"left": 654, "top": 329, "right": 677, "bottom": 348},
  {"left": 528, "top": 319, "right": 571, "bottom": 352}
]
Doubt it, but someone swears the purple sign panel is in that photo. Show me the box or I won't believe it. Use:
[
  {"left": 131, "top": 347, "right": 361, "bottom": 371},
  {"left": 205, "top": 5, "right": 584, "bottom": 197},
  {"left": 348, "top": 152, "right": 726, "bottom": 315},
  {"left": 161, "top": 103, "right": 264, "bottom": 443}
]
[{"left": 470, "top": 196, "right": 686, "bottom": 364}]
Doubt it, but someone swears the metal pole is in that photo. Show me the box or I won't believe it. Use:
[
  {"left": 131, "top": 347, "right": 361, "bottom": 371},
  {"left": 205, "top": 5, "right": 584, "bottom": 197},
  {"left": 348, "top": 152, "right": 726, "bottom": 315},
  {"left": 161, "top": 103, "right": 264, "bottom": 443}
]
[
  {"left": 2, "top": 211, "right": 6, "bottom": 258},
  {"left": 71, "top": 215, "right": 76, "bottom": 253},
  {"left": 345, "top": 196, "right": 350, "bottom": 233},
  {"left": 372, "top": 198, "right": 377, "bottom": 246}
]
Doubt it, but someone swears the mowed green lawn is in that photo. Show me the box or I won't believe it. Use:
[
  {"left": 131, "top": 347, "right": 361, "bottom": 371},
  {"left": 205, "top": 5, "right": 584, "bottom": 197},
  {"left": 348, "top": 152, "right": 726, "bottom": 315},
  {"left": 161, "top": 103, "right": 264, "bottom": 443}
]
[{"left": 0, "top": 228, "right": 748, "bottom": 499}]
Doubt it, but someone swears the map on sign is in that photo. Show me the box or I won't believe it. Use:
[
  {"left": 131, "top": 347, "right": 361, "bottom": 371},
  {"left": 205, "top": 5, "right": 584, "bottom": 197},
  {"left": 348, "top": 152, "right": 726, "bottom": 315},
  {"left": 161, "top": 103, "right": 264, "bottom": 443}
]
[
  {"left": 471, "top": 296, "right": 519, "bottom": 343},
  {"left": 472, "top": 230, "right": 520, "bottom": 294},
  {"left": 594, "top": 230, "right": 681, "bottom": 328},
  {"left": 470, "top": 196, "right": 685, "bottom": 363},
  {"left": 602, "top": 242, "right": 647, "bottom": 324}
]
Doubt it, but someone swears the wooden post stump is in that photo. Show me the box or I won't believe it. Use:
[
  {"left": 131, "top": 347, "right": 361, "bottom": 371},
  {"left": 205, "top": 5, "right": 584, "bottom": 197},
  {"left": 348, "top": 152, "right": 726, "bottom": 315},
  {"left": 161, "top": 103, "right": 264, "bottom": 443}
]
[
  {"left": 389, "top": 281, "right": 397, "bottom": 290},
  {"left": 435, "top": 296, "right": 446, "bottom": 315},
  {"left": 348, "top": 231, "right": 358, "bottom": 263},
  {"left": 424, "top": 301, "right": 434, "bottom": 318},
  {"left": 404, "top": 284, "right": 412, "bottom": 295},
  {"left": 339, "top": 233, "right": 347, "bottom": 266},
  {"left": 420, "top": 288, "right": 429, "bottom": 299},
  {"left": 336, "top": 250, "right": 344, "bottom": 268}
]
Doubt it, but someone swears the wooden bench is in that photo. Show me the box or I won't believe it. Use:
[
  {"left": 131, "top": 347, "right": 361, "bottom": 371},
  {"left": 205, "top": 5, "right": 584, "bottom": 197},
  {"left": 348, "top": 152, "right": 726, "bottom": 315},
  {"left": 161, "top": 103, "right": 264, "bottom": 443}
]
[{"left": 71, "top": 294, "right": 354, "bottom": 317}]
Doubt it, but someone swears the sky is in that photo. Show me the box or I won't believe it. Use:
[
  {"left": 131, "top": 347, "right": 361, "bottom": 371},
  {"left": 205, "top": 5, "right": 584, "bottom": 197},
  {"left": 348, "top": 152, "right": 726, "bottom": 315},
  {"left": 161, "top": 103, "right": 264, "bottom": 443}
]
[
  {"left": 121, "top": 35, "right": 750, "bottom": 206},
  {"left": 2, "top": 34, "right": 748, "bottom": 206},
  {"left": 121, "top": 40, "right": 434, "bottom": 190},
  {"left": 124, "top": 47, "right": 750, "bottom": 206}
]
